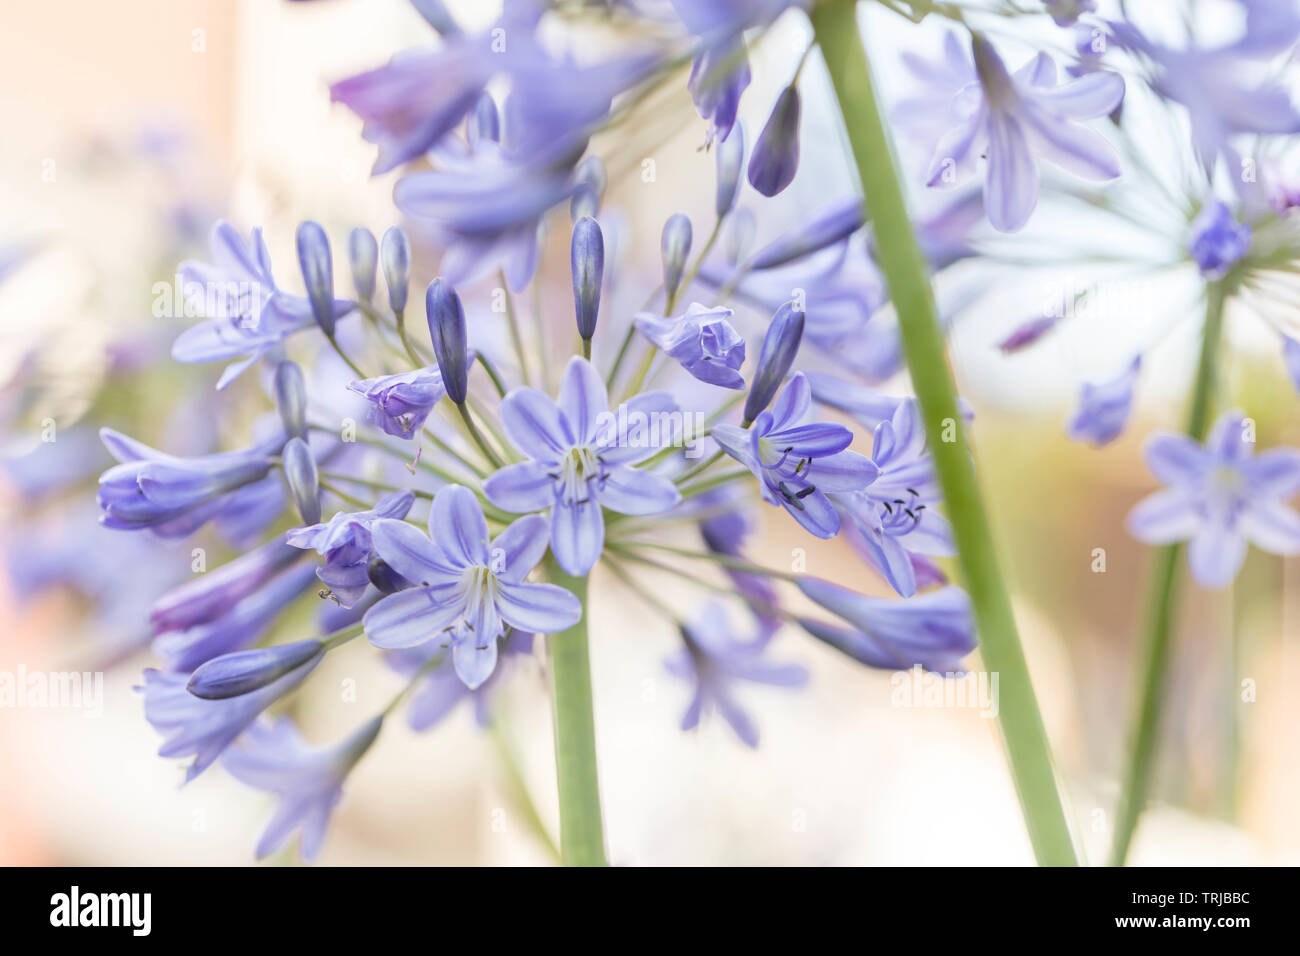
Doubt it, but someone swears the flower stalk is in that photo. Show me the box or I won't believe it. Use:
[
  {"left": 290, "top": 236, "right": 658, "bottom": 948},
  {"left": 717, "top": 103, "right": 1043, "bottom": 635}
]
[
  {"left": 1109, "top": 281, "right": 1227, "bottom": 866},
  {"left": 544, "top": 562, "right": 607, "bottom": 866},
  {"left": 812, "top": 0, "right": 1077, "bottom": 865}
]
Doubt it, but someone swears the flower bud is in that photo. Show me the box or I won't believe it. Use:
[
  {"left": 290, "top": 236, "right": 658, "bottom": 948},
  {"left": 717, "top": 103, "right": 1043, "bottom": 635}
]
[
  {"left": 571, "top": 216, "right": 604, "bottom": 341},
  {"left": 187, "top": 638, "right": 324, "bottom": 700},
  {"left": 715, "top": 124, "right": 745, "bottom": 219},
  {"left": 742, "top": 300, "right": 804, "bottom": 425},
  {"left": 380, "top": 226, "right": 411, "bottom": 316},
  {"left": 348, "top": 227, "right": 378, "bottom": 302},
  {"left": 747, "top": 86, "right": 800, "bottom": 197},
  {"left": 282, "top": 436, "right": 321, "bottom": 526},
  {"left": 469, "top": 92, "right": 500, "bottom": 149},
  {"left": 426, "top": 277, "right": 468, "bottom": 404},
  {"left": 570, "top": 155, "right": 607, "bottom": 221},
  {"left": 368, "top": 558, "right": 411, "bottom": 595},
  {"left": 296, "top": 220, "right": 336, "bottom": 337},
  {"left": 273, "top": 360, "right": 308, "bottom": 440},
  {"left": 661, "top": 213, "right": 693, "bottom": 304},
  {"left": 749, "top": 199, "right": 865, "bottom": 270}
]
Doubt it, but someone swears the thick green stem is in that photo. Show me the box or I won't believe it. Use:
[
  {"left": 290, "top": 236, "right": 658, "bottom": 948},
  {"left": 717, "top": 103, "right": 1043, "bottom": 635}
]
[
  {"left": 1109, "top": 282, "right": 1226, "bottom": 866},
  {"left": 813, "top": 1, "right": 1077, "bottom": 865},
  {"left": 544, "top": 564, "right": 607, "bottom": 866}
]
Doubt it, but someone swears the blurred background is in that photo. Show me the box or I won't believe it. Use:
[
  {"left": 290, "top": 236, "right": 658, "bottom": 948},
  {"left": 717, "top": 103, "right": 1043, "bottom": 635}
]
[{"left": 0, "top": 0, "right": 1296, "bottom": 866}]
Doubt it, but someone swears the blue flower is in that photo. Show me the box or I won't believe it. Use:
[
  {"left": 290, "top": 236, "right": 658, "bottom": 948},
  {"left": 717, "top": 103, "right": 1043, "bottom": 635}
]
[
  {"left": 222, "top": 715, "right": 382, "bottom": 861},
  {"left": 1127, "top": 411, "right": 1300, "bottom": 588},
  {"left": 1188, "top": 201, "right": 1252, "bottom": 278},
  {"left": 635, "top": 303, "right": 746, "bottom": 389},
  {"left": 1066, "top": 356, "right": 1140, "bottom": 447},
  {"left": 797, "top": 579, "right": 976, "bottom": 672},
  {"left": 484, "top": 357, "right": 683, "bottom": 575},
  {"left": 286, "top": 491, "right": 416, "bottom": 607},
  {"left": 173, "top": 222, "right": 353, "bottom": 388},
  {"left": 687, "top": 34, "right": 750, "bottom": 147},
  {"left": 364, "top": 485, "right": 582, "bottom": 688},
  {"left": 922, "top": 36, "right": 1124, "bottom": 231},
  {"left": 666, "top": 602, "right": 806, "bottom": 748},
  {"left": 149, "top": 538, "right": 304, "bottom": 633},
  {"left": 348, "top": 364, "right": 464, "bottom": 439},
  {"left": 386, "top": 629, "right": 534, "bottom": 731},
  {"left": 713, "top": 373, "right": 877, "bottom": 538}
]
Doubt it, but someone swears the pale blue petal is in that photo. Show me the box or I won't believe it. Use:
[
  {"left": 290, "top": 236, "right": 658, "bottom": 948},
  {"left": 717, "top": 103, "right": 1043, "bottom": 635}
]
[
  {"left": 483, "top": 460, "right": 555, "bottom": 514},
  {"left": 496, "top": 580, "right": 582, "bottom": 633}
]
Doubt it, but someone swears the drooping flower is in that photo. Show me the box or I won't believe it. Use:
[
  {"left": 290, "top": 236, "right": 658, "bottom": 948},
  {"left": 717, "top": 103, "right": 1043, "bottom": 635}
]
[
  {"left": 634, "top": 303, "right": 746, "bottom": 389},
  {"left": 364, "top": 485, "right": 582, "bottom": 688},
  {"left": 1126, "top": 411, "right": 1300, "bottom": 588},
  {"left": 1188, "top": 201, "right": 1252, "bottom": 278},
  {"left": 484, "top": 357, "right": 682, "bottom": 575},
  {"left": 687, "top": 34, "right": 750, "bottom": 147},
  {"left": 713, "top": 373, "right": 878, "bottom": 538},
  {"left": 222, "top": 715, "right": 382, "bottom": 860},
  {"left": 665, "top": 602, "right": 806, "bottom": 747},
  {"left": 797, "top": 579, "right": 976, "bottom": 672},
  {"left": 149, "top": 538, "right": 304, "bottom": 633},
  {"left": 172, "top": 222, "right": 353, "bottom": 388},
  {"left": 347, "top": 364, "right": 464, "bottom": 440},
  {"left": 286, "top": 491, "right": 416, "bottom": 608},
  {"left": 923, "top": 35, "right": 1124, "bottom": 231},
  {"left": 1066, "top": 355, "right": 1140, "bottom": 447}
]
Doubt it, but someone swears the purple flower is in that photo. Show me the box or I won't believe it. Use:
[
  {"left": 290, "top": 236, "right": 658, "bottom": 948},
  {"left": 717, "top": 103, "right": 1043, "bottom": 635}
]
[
  {"left": 1127, "top": 411, "right": 1300, "bottom": 588},
  {"left": 140, "top": 655, "right": 320, "bottom": 782},
  {"left": 805, "top": 372, "right": 901, "bottom": 431},
  {"left": 286, "top": 491, "right": 416, "bottom": 607},
  {"left": 666, "top": 602, "right": 806, "bottom": 747},
  {"left": 687, "top": 34, "right": 750, "bottom": 147},
  {"left": 172, "top": 222, "right": 352, "bottom": 388},
  {"left": 187, "top": 638, "right": 326, "bottom": 700},
  {"left": 1188, "top": 201, "right": 1251, "bottom": 278},
  {"left": 387, "top": 629, "right": 534, "bottom": 731},
  {"left": 713, "top": 373, "right": 878, "bottom": 538},
  {"left": 153, "top": 563, "right": 320, "bottom": 672},
  {"left": 635, "top": 303, "right": 746, "bottom": 389},
  {"left": 924, "top": 36, "right": 1124, "bottom": 231},
  {"left": 484, "top": 357, "right": 682, "bottom": 575},
  {"left": 364, "top": 485, "right": 582, "bottom": 688},
  {"left": 1284, "top": 334, "right": 1300, "bottom": 396},
  {"left": 347, "top": 363, "right": 465, "bottom": 440},
  {"left": 150, "top": 538, "right": 305, "bottom": 633},
  {"left": 97, "top": 427, "right": 276, "bottom": 536},
  {"left": 222, "top": 715, "right": 382, "bottom": 860},
  {"left": 1067, "top": 356, "right": 1140, "bottom": 447},
  {"left": 748, "top": 86, "right": 800, "bottom": 197},
  {"left": 695, "top": 489, "right": 781, "bottom": 631},
  {"left": 797, "top": 579, "right": 976, "bottom": 672}
]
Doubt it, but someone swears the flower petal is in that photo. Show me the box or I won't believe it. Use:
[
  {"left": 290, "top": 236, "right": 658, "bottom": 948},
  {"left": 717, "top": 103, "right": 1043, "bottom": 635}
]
[
  {"left": 1125, "top": 488, "right": 1200, "bottom": 544},
  {"left": 428, "top": 484, "right": 488, "bottom": 567},
  {"left": 558, "top": 356, "right": 609, "bottom": 445},
  {"left": 370, "top": 519, "right": 456, "bottom": 585},
  {"left": 595, "top": 464, "right": 682, "bottom": 515},
  {"left": 484, "top": 460, "right": 556, "bottom": 514},
  {"left": 1241, "top": 448, "right": 1300, "bottom": 498},
  {"left": 453, "top": 637, "right": 499, "bottom": 690},
  {"left": 1187, "top": 521, "right": 1247, "bottom": 589},
  {"left": 1144, "top": 433, "right": 1211, "bottom": 485},
  {"left": 490, "top": 514, "right": 550, "bottom": 583},
  {"left": 499, "top": 387, "right": 572, "bottom": 462},
  {"left": 364, "top": 588, "right": 462, "bottom": 649},
  {"left": 984, "top": 112, "right": 1038, "bottom": 232},
  {"left": 550, "top": 497, "right": 605, "bottom": 576},
  {"left": 497, "top": 580, "right": 583, "bottom": 633},
  {"left": 1239, "top": 500, "right": 1300, "bottom": 555}
]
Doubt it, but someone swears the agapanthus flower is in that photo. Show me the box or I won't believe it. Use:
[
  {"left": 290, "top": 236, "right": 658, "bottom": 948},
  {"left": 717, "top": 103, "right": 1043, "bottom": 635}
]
[
  {"left": 1188, "top": 201, "right": 1252, "bottom": 278},
  {"left": 149, "top": 538, "right": 304, "bottom": 633},
  {"left": 172, "top": 221, "right": 352, "bottom": 388},
  {"left": 347, "top": 364, "right": 463, "bottom": 439},
  {"left": 364, "top": 485, "right": 582, "bottom": 688},
  {"left": 713, "top": 373, "right": 877, "bottom": 537},
  {"left": 695, "top": 489, "right": 781, "bottom": 631},
  {"left": 1126, "top": 411, "right": 1300, "bottom": 588},
  {"left": 634, "top": 303, "right": 746, "bottom": 389},
  {"left": 386, "top": 629, "right": 534, "bottom": 731},
  {"left": 484, "top": 357, "right": 682, "bottom": 575},
  {"left": 922, "top": 35, "right": 1124, "bottom": 231},
  {"left": 666, "top": 602, "right": 806, "bottom": 747},
  {"left": 222, "top": 715, "right": 382, "bottom": 860},
  {"left": 687, "top": 34, "right": 750, "bottom": 147},
  {"left": 286, "top": 491, "right": 416, "bottom": 607},
  {"left": 1066, "top": 356, "right": 1141, "bottom": 447},
  {"left": 797, "top": 580, "right": 976, "bottom": 673}
]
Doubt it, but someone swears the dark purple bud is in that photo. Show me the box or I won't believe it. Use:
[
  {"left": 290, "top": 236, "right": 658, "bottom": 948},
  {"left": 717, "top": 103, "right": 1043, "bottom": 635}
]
[
  {"left": 187, "top": 638, "right": 324, "bottom": 700},
  {"left": 380, "top": 226, "right": 411, "bottom": 315},
  {"left": 747, "top": 86, "right": 800, "bottom": 197},
  {"left": 273, "top": 361, "right": 308, "bottom": 440},
  {"left": 743, "top": 300, "right": 804, "bottom": 425},
  {"left": 661, "top": 213, "right": 693, "bottom": 303},
  {"left": 282, "top": 436, "right": 321, "bottom": 525},
  {"left": 296, "top": 220, "right": 336, "bottom": 337},
  {"left": 348, "top": 227, "right": 378, "bottom": 302},
  {"left": 426, "top": 277, "right": 468, "bottom": 404},
  {"left": 570, "top": 155, "right": 607, "bottom": 220},
  {"left": 469, "top": 92, "right": 500, "bottom": 149},
  {"left": 368, "top": 558, "right": 411, "bottom": 595},
  {"left": 715, "top": 124, "right": 745, "bottom": 219},
  {"left": 571, "top": 216, "right": 604, "bottom": 341}
]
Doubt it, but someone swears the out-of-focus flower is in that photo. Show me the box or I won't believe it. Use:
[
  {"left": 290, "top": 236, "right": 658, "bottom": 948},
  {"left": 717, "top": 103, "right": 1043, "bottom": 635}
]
[
  {"left": 1188, "top": 201, "right": 1252, "bottom": 278},
  {"left": 666, "top": 602, "right": 806, "bottom": 747},
  {"left": 1284, "top": 334, "right": 1300, "bottom": 395},
  {"left": 714, "top": 373, "right": 877, "bottom": 538},
  {"left": 1066, "top": 355, "right": 1141, "bottom": 447},
  {"left": 386, "top": 629, "right": 534, "bottom": 731},
  {"left": 364, "top": 485, "right": 581, "bottom": 687},
  {"left": 1127, "top": 411, "right": 1300, "bottom": 588},
  {"left": 797, "top": 580, "right": 976, "bottom": 672},
  {"left": 635, "top": 303, "right": 746, "bottom": 389},
  {"left": 286, "top": 491, "right": 416, "bottom": 608},
  {"left": 149, "top": 539, "right": 304, "bottom": 633},
  {"left": 485, "top": 358, "right": 681, "bottom": 575},
  {"left": 688, "top": 34, "right": 750, "bottom": 147},
  {"left": 347, "top": 363, "right": 465, "bottom": 440},
  {"left": 661, "top": 214, "right": 693, "bottom": 304},
  {"left": 222, "top": 715, "right": 383, "bottom": 860}
]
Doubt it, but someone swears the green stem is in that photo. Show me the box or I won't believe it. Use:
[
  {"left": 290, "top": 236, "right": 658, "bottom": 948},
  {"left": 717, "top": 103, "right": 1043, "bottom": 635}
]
[
  {"left": 813, "top": 1, "right": 1077, "bottom": 866},
  {"left": 1109, "top": 281, "right": 1226, "bottom": 866},
  {"left": 544, "top": 563, "right": 606, "bottom": 866}
]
